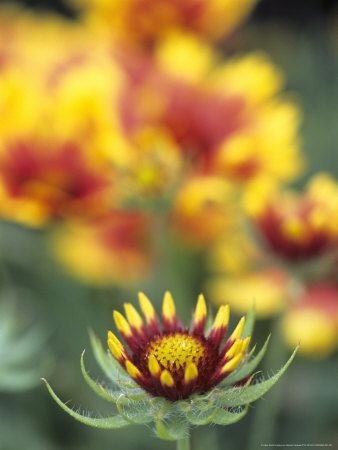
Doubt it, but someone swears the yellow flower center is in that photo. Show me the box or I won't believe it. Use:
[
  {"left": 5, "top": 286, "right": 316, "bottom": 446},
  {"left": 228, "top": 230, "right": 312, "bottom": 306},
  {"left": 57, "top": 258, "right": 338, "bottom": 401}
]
[{"left": 148, "top": 333, "right": 205, "bottom": 373}]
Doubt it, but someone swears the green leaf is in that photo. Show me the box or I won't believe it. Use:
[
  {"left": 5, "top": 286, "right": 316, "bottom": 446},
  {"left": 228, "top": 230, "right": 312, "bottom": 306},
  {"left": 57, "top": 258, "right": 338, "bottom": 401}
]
[
  {"left": 42, "top": 379, "right": 130, "bottom": 429},
  {"left": 155, "top": 407, "right": 189, "bottom": 441},
  {"left": 214, "top": 346, "right": 298, "bottom": 407},
  {"left": 212, "top": 406, "right": 248, "bottom": 425},
  {"left": 242, "top": 303, "right": 256, "bottom": 338},
  {"left": 223, "top": 335, "right": 271, "bottom": 386}
]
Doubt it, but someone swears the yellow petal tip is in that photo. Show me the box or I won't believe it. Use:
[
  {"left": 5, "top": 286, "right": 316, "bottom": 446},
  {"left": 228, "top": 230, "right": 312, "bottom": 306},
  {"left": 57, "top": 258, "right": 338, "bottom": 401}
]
[
  {"left": 125, "top": 360, "right": 141, "bottom": 379},
  {"left": 184, "top": 362, "right": 198, "bottom": 384},
  {"left": 162, "top": 291, "right": 176, "bottom": 321},
  {"left": 160, "top": 369, "right": 174, "bottom": 387},
  {"left": 113, "top": 310, "right": 132, "bottom": 337},
  {"left": 148, "top": 354, "right": 161, "bottom": 377}
]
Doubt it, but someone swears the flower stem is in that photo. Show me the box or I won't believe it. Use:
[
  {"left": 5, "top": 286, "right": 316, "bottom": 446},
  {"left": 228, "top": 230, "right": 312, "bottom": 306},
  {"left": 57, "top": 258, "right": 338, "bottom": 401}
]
[
  {"left": 246, "top": 315, "right": 288, "bottom": 450},
  {"left": 176, "top": 434, "right": 191, "bottom": 450}
]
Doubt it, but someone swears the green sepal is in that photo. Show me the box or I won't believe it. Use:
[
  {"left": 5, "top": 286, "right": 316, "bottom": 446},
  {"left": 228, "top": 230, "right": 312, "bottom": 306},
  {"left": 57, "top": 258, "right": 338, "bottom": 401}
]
[
  {"left": 242, "top": 303, "right": 256, "bottom": 338},
  {"left": 88, "top": 329, "right": 136, "bottom": 388},
  {"left": 42, "top": 379, "right": 130, "bottom": 429},
  {"left": 185, "top": 403, "right": 218, "bottom": 425},
  {"left": 214, "top": 346, "right": 298, "bottom": 407},
  {"left": 116, "top": 396, "right": 155, "bottom": 425},
  {"left": 222, "top": 335, "right": 271, "bottom": 386},
  {"left": 212, "top": 406, "right": 248, "bottom": 425},
  {"left": 155, "top": 406, "right": 189, "bottom": 441},
  {"left": 80, "top": 350, "right": 145, "bottom": 405},
  {"left": 80, "top": 350, "right": 114, "bottom": 402}
]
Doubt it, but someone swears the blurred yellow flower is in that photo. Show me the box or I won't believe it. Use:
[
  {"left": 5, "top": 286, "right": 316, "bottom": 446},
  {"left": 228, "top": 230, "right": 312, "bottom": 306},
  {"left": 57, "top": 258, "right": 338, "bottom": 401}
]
[
  {"left": 282, "top": 284, "right": 338, "bottom": 357},
  {"left": 71, "top": 0, "right": 259, "bottom": 45},
  {"left": 207, "top": 269, "right": 289, "bottom": 318},
  {"left": 207, "top": 231, "right": 261, "bottom": 275},
  {"left": 122, "top": 127, "right": 183, "bottom": 198},
  {"left": 171, "top": 176, "right": 236, "bottom": 246},
  {"left": 50, "top": 212, "right": 153, "bottom": 284}
]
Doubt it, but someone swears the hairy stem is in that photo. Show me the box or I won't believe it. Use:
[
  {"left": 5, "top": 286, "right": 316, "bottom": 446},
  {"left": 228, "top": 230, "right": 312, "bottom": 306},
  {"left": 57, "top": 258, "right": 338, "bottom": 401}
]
[
  {"left": 176, "top": 433, "right": 191, "bottom": 450},
  {"left": 247, "top": 315, "right": 288, "bottom": 450}
]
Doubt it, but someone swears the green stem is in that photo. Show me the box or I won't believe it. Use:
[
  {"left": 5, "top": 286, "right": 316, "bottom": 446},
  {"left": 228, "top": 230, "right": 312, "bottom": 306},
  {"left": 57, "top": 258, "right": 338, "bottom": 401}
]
[
  {"left": 246, "top": 314, "right": 289, "bottom": 450},
  {"left": 176, "top": 434, "right": 191, "bottom": 450}
]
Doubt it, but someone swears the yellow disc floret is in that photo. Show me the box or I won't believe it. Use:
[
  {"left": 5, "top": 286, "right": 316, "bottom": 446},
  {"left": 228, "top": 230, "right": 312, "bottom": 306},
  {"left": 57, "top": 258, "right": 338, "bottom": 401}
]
[{"left": 148, "top": 333, "right": 205, "bottom": 374}]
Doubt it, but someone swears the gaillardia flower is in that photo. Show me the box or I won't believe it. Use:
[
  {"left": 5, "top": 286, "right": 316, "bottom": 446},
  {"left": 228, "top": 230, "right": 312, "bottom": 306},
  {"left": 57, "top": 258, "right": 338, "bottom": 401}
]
[
  {"left": 44, "top": 292, "right": 297, "bottom": 441},
  {"left": 109, "top": 291, "right": 249, "bottom": 400}
]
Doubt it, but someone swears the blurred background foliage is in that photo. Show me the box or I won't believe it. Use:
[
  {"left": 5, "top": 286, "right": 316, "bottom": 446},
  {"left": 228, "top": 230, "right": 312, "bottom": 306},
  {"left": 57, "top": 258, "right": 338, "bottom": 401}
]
[{"left": 0, "top": 0, "right": 337, "bottom": 449}]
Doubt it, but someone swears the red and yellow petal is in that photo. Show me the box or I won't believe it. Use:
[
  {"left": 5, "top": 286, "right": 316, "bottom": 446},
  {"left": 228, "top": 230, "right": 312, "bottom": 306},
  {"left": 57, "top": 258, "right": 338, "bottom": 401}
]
[
  {"left": 107, "top": 331, "right": 129, "bottom": 364},
  {"left": 192, "top": 293, "right": 207, "bottom": 335},
  {"left": 220, "top": 316, "right": 246, "bottom": 357},
  {"left": 113, "top": 310, "right": 139, "bottom": 351},
  {"left": 162, "top": 291, "right": 179, "bottom": 332},
  {"left": 208, "top": 304, "right": 230, "bottom": 348},
  {"left": 124, "top": 302, "right": 148, "bottom": 340},
  {"left": 138, "top": 291, "right": 161, "bottom": 335}
]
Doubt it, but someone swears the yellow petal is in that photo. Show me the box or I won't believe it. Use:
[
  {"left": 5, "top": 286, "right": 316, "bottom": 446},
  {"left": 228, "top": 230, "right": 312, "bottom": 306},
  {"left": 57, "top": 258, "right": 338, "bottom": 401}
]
[
  {"left": 160, "top": 369, "right": 174, "bottom": 387},
  {"left": 113, "top": 311, "right": 132, "bottom": 337},
  {"left": 225, "top": 339, "right": 242, "bottom": 360},
  {"left": 162, "top": 291, "right": 176, "bottom": 322},
  {"left": 124, "top": 303, "right": 144, "bottom": 331},
  {"left": 138, "top": 291, "right": 156, "bottom": 324},
  {"left": 193, "top": 294, "right": 207, "bottom": 324},
  {"left": 125, "top": 360, "right": 142, "bottom": 379},
  {"left": 108, "top": 331, "right": 125, "bottom": 351},
  {"left": 184, "top": 363, "right": 198, "bottom": 384},
  {"left": 241, "top": 336, "right": 251, "bottom": 353},
  {"left": 211, "top": 304, "right": 230, "bottom": 331},
  {"left": 229, "top": 316, "right": 245, "bottom": 341},
  {"left": 108, "top": 333, "right": 126, "bottom": 361},
  {"left": 221, "top": 353, "right": 243, "bottom": 374},
  {"left": 148, "top": 354, "right": 161, "bottom": 377}
]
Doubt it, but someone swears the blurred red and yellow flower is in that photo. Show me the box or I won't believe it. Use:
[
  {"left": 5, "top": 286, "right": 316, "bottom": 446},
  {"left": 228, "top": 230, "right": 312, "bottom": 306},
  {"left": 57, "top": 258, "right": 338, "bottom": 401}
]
[
  {"left": 245, "top": 173, "right": 338, "bottom": 262},
  {"left": 50, "top": 212, "right": 153, "bottom": 284},
  {"left": 282, "top": 284, "right": 338, "bottom": 357},
  {"left": 71, "top": 0, "right": 259, "bottom": 46},
  {"left": 0, "top": 139, "right": 113, "bottom": 225},
  {"left": 117, "top": 36, "right": 303, "bottom": 185}
]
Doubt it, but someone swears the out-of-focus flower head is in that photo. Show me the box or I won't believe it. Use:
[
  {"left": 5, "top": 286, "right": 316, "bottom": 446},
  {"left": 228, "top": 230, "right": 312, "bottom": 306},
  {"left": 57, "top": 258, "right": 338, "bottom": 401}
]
[
  {"left": 282, "top": 283, "right": 338, "bottom": 357},
  {"left": 70, "top": 0, "right": 259, "bottom": 46},
  {"left": 207, "top": 269, "right": 290, "bottom": 319},
  {"left": 50, "top": 212, "right": 153, "bottom": 284},
  {"left": 207, "top": 230, "right": 261, "bottom": 275},
  {"left": 0, "top": 139, "right": 114, "bottom": 226},
  {"left": 121, "top": 127, "right": 183, "bottom": 199},
  {"left": 244, "top": 173, "right": 338, "bottom": 263},
  {"left": 0, "top": 6, "right": 133, "bottom": 226},
  {"left": 117, "top": 34, "right": 303, "bottom": 186},
  {"left": 171, "top": 176, "right": 236, "bottom": 247}
]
